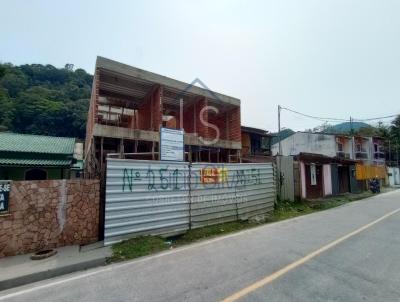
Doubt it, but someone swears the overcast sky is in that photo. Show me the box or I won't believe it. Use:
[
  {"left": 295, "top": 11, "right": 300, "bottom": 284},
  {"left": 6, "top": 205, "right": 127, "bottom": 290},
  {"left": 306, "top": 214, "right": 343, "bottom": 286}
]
[{"left": 1, "top": 0, "right": 400, "bottom": 132}]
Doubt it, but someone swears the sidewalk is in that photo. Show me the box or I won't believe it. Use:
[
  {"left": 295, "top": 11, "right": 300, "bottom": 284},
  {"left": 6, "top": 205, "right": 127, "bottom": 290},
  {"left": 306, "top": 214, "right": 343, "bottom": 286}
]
[{"left": 0, "top": 243, "right": 111, "bottom": 291}]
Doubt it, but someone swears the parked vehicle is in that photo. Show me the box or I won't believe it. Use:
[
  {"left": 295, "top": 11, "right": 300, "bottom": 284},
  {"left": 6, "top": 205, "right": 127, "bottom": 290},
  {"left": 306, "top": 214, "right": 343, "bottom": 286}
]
[{"left": 369, "top": 178, "right": 381, "bottom": 194}]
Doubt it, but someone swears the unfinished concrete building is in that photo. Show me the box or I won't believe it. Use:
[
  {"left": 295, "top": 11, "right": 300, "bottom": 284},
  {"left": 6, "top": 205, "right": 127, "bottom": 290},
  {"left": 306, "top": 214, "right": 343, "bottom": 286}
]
[{"left": 85, "top": 57, "right": 241, "bottom": 178}]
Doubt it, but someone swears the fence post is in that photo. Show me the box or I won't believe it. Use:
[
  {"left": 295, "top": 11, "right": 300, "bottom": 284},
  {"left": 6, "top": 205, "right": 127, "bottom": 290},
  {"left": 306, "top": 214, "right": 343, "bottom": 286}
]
[
  {"left": 274, "top": 160, "right": 279, "bottom": 205},
  {"left": 188, "top": 162, "right": 192, "bottom": 230}
]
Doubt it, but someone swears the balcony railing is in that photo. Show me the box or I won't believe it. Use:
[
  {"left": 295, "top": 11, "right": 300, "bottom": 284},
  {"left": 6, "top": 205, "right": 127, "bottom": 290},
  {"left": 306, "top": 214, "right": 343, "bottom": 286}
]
[
  {"left": 355, "top": 152, "right": 369, "bottom": 160},
  {"left": 374, "top": 152, "right": 386, "bottom": 160},
  {"left": 336, "top": 152, "right": 350, "bottom": 159}
]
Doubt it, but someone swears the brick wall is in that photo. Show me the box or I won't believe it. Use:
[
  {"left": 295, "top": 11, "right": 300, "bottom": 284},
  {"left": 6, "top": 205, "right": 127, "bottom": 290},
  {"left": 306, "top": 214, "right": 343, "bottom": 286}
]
[
  {"left": 183, "top": 98, "right": 241, "bottom": 143},
  {"left": 208, "top": 112, "right": 228, "bottom": 140},
  {"left": 138, "top": 86, "right": 163, "bottom": 131},
  {"left": 183, "top": 103, "right": 196, "bottom": 134},
  {"left": 196, "top": 98, "right": 209, "bottom": 139},
  {"left": 227, "top": 107, "right": 241, "bottom": 141},
  {"left": 0, "top": 179, "right": 100, "bottom": 258}
]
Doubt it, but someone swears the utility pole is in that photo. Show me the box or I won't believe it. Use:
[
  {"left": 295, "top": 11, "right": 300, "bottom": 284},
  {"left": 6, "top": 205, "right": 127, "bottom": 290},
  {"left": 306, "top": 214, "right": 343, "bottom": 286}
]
[
  {"left": 277, "top": 105, "right": 282, "bottom": 201},
  {"left": 389, "top": 139, "right": 392, "bottom": 166},
  {"left": 278, "top": 105, "right": 282, "bottom": 155}
]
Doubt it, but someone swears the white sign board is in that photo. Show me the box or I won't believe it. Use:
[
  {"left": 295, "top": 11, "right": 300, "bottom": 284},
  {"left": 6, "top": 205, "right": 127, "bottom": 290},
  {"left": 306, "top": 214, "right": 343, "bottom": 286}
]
[
  {"left": 0, "top": 180, "right": 11, "bottom": 214},
  {"left": 160, "top": 128, "right": 184, "bottom": 161}
]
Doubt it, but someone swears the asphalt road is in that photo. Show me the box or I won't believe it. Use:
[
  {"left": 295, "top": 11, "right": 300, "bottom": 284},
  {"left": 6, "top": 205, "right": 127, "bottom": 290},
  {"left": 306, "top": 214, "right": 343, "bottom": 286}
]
[{"left": 1, "top": 190, "right": 399, "bottom": 302}]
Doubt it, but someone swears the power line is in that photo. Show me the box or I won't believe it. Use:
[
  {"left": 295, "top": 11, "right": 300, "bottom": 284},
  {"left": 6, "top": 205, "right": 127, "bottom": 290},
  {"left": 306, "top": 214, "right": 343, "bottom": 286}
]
[
  {"left": 353, "top": 114, "right": 400, "bottom": 122},
  {"left": 280, "top": 106, "right": 399, "bottom": 124},
  {"left": 280, "top": 106, "right": 348, "bottom": 122}
]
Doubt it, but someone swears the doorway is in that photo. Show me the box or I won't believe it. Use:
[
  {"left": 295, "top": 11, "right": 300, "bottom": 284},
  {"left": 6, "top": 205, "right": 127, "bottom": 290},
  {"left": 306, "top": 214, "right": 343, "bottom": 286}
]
[
  {"left": 305, "top": 164, "right": 323, "bottom": 199},
  {"left": 338, "top": 166, "right": 350, "bottom": 194},
  {"left": 25, "top": 168, "right": 47, "bottom": 180}
]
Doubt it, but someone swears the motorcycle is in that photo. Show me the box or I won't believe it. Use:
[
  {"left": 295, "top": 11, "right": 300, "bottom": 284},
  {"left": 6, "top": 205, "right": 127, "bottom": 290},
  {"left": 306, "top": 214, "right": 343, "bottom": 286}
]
[{"left": 369, "top": 178, "right": 381, "bottom": 194}]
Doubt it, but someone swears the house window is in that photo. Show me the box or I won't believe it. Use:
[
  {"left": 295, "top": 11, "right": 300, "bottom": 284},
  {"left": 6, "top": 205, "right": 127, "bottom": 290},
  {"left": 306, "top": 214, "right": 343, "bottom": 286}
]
[
  {"left": 374, "top": 144, "right": 378, "bottom": 153},
  {"left": 356, "top": 144, "right": 362, "bottom": 152},
  {"left": 261, "top": 136, "right": 271, "bottom": 151},
  {"left": 310, "top": 164, "right": 317, "bottom": 186},
  {"left": 337, "top": 143, "right": 344, "bottom": 152},
  {"left": 25, "top": 169, "right": 47, "bottom": 180}
]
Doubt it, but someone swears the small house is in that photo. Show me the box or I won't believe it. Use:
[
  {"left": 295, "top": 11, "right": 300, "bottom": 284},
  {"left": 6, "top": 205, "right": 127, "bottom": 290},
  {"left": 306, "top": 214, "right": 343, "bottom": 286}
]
[
  {"left": 296, "top": 153, "right": 359, "bottom": 199},
  {"left": 0, "top": 133, "right": 76, "bottom": 180},
  {"left": 241, "top": 126, "right": 274, "bottom": 162},
  {"left": 271, "top": 130, "right": 380, "bottom": 200}
]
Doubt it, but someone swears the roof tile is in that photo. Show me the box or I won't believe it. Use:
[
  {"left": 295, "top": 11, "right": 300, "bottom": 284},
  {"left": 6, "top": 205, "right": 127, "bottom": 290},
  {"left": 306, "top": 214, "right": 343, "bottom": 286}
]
[{"left": 0, "top": 133, "right": 75, "bottom": 154}]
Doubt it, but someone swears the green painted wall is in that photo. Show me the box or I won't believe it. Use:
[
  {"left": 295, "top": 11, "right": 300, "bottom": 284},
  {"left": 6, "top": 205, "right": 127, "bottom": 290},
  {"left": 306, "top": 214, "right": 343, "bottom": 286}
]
[{"left": 0, "top": 167, "right": 71, "bottom": 181}]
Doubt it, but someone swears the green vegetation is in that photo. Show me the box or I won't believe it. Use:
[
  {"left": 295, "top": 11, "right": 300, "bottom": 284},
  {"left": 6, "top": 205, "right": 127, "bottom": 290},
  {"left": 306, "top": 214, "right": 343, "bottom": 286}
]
[
  {"left": 0, "top": 63, "right": 92, "bottom": 138},
  {"left": 110, "top": 221, "right": 259, "bottom": 262},
  {"left": 173, "top": 221, "right": 258, "bottom": 244},
  {"left": 110, "top": 190, "right": 384, "bottom": 263},
  {"left": 272, "top": 199, "right": 315, "bottom": 220},
  {"left": 110, "top": 236, "right": 168, "bottom": 262},
  {"left": 272, "top": 191, "right": 374, "bottom": 220}
]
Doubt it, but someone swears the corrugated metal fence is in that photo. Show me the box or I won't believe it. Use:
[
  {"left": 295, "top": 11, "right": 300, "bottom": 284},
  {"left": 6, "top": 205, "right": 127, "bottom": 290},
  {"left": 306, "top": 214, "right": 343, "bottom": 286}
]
[{"left": 105, "top": 159, "right": 276, "bottom": 245}]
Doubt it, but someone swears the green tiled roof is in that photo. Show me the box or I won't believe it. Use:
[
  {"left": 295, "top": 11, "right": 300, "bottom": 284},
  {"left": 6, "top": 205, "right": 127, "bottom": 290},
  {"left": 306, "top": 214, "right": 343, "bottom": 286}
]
[
  {"left": 0, "top": 133, "right": 75, "bottom": 167},
  {"left": 0, "top": 158, "right": 71, "bottom": 167},
  {"left": 0, "top": 133, "right": 75, "bottom": 154}
]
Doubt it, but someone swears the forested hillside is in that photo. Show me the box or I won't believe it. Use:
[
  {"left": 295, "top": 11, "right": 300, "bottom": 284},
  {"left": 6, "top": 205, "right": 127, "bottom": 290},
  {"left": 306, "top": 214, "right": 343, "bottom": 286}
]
[{"left": 0, "top": 63, "right": 92, "bottom": 138}]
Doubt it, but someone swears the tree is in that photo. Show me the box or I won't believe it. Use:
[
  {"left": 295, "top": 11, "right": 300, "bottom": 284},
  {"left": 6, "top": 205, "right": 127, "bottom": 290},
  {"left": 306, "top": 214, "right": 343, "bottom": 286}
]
[
  {"left": 13, "top": 87, "right": 64, "bottom": 135},
  {"left": 0, "top": 88, "right": 14, "bottom": 130},
  {"left": 355, "top": 126, "right": 378, "bottom": 137},
  {"left": 0, "top": 69, "right": 28, "bottom": 97},
  {"left": 64, "top": 63, "right": 74, "bottom": 71},
  {"left": 388, "top": 115, "right": 400, "bottom": 164},
  {"left": 0, "top": 65, "right": 5, "bottom": 78},
  {"left": 0, "top": 62, "right": 92, "bottom": 138},
  {"left": 390, "top": 116, "right": 400, "bottom": 138}
]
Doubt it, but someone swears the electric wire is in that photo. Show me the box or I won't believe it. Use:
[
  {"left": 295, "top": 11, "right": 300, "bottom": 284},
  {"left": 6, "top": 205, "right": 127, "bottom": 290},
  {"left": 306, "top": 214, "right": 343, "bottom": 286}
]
[{"left": 280, "top": 106, "right": 399, "bottom": 124}]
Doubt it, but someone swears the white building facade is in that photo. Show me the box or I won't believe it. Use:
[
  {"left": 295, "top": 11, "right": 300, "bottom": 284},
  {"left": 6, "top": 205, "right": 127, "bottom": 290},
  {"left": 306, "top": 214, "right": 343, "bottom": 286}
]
[{"left": 272, "top": 132, "right": 385, "bottom": 165}]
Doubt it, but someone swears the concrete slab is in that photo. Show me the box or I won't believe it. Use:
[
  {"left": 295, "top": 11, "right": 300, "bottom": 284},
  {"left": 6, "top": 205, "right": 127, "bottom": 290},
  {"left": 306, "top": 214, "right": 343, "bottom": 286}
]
[{"left": 0, "top": 244, "right": 111, "bottom": 291}]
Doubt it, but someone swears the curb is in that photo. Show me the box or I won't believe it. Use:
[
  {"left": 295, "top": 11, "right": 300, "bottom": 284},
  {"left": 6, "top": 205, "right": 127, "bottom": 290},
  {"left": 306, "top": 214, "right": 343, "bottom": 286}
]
[{"left": 0, "top": 258, "right": 106, "bottom": 291}]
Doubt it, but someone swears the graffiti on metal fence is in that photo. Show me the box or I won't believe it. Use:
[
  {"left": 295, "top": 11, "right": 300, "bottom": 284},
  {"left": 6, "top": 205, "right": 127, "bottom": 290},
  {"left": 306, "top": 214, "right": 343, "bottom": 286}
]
[
  {"left": 191, "top": 167, "right": 262, "bottom": 190},
  {"left": 122, "top": 167, "right": 188, "bottom": 192},
  {"left": 200, "top": 167, "right": 228, "bottom": 184},
  {"left": 121, "top": 165, "right": 263, "bottom": 192}
]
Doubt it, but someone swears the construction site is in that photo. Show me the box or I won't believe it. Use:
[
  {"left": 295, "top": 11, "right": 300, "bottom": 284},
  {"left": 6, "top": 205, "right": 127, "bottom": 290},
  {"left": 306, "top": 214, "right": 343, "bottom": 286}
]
[{"left": 84, "top": 56, "right": 242, "bottom": 178}]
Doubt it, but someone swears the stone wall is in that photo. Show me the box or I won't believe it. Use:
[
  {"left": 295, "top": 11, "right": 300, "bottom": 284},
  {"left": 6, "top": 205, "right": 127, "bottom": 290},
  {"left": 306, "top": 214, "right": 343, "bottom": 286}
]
[{"left": 0, "top": 179, "right": 100, "bottom": 258}]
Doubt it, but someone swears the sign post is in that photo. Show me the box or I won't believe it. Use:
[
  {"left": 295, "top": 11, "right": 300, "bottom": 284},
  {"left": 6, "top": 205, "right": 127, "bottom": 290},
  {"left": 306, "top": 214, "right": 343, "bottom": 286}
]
[
  {"left": 160, "top": 128, "right": 184, "bottom": 162},
  {"left": 0, "top": 180, "right": 11, "bottom": 214}
]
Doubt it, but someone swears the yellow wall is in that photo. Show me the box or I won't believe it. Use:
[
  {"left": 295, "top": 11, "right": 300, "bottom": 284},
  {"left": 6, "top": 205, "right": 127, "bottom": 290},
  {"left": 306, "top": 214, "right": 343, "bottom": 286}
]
[{"left": 356, "top": 164, "right": 386, "bottom": 180}]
